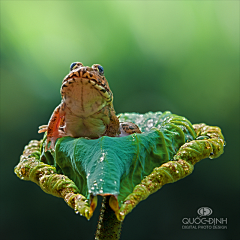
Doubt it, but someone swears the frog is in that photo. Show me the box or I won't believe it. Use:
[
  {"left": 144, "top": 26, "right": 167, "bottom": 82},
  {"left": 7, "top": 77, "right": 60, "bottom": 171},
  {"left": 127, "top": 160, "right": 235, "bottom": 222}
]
[{"left": 39, "top": 62, "right": 141, "bottom": 150}]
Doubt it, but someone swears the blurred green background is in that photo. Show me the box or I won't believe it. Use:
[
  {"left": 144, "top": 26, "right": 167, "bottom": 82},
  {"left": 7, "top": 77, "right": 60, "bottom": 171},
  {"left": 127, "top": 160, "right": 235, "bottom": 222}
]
[{"left": 0, "top": 1, "right": 239, "bottom": 240}]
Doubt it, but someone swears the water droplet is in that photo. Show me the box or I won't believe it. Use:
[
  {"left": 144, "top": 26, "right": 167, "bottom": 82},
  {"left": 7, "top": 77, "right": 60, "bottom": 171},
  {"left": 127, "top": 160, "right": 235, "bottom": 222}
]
[
  {"left": 147, "top": 119, "right": 154, "bottom": 129},
  {"left": 99, "top": 190, "right": 103, "bottom": 193},
  {"left": 75, "top": 211, "right": 79, "bottom": 214},
  {"left": 99, "top": 151, "right": 106, "bottom": 162}
]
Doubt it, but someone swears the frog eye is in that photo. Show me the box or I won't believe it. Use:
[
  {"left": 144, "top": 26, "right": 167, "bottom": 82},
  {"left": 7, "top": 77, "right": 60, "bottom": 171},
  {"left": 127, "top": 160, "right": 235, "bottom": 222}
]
[
  {"left": 97, "top": 65, "right": 104, "bottom": 75},
  {"left": 70, "top": 62, "right": 78, "bottom": 71}
]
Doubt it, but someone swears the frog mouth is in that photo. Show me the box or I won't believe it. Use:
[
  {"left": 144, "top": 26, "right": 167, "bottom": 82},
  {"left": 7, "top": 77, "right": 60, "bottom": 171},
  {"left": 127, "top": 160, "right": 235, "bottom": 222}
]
[{"left": 61, "top": 77, "right": 112, "bottom": 103}]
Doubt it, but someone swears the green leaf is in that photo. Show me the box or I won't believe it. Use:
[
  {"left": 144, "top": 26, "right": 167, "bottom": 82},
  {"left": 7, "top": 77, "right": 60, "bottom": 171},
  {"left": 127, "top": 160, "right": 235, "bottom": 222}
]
[{"left": 50, "top": 111, "right": 196, "bottom": 208}]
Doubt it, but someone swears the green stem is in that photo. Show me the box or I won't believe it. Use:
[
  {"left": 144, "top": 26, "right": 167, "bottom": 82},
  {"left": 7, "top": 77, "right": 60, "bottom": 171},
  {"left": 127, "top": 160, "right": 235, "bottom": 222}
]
[{"left": 95, "top": 196, "right": 122, "bottom": 240}]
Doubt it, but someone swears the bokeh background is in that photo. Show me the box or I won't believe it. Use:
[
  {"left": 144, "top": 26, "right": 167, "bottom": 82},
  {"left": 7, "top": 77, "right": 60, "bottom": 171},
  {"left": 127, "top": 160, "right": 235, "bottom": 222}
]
[{"left": 1, "top": 1, "right": 239, "bottom": 240}]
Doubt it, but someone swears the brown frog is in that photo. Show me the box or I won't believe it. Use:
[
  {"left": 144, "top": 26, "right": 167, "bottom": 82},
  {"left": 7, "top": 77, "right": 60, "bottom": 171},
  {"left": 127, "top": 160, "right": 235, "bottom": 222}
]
[{"left": 39, "top": 62, "right": 141, "bottom": 150}]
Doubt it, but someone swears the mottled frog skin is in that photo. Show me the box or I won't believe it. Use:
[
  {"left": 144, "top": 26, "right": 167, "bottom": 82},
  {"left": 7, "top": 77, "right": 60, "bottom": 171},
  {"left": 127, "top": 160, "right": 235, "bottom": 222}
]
[{"left": 39, "top": 62, "right": 141, "bottom": 150}]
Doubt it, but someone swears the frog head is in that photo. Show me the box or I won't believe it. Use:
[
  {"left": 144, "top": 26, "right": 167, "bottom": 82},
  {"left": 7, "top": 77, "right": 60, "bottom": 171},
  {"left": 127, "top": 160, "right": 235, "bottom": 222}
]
[{"left": 61, "top": 62, "right": 113, "bottom": 117}]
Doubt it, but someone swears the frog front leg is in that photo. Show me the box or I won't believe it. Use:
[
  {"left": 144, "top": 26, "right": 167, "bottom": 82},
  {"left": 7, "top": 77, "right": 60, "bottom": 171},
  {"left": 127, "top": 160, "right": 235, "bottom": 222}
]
[
  {"left": 38, "top": 103, "right": 66, "bottom": 151},
  {"left": 119, "top": 122, "right": 141, "bottom": 137}
]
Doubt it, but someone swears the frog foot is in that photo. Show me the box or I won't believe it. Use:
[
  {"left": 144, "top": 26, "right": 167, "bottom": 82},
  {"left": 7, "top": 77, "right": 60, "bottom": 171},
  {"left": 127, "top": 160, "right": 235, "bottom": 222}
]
[
  {"left": 38, "top": 125, "right": 63, "bottom": 151},
  {"left": 119, "top": 122, "right": 141, "bottom": 137},
  {"left": 45, "top": 130, "right": 67, "bottom": 151},
  {"left": 38, "top": 125, "right": 48, "bottom": 133}
]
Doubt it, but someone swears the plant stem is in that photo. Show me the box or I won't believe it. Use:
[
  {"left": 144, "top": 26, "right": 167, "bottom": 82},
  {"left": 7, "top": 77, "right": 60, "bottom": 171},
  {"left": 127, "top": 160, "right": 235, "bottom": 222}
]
[{"left": 95, "top": 196, "right": 122, "bottom": 240}]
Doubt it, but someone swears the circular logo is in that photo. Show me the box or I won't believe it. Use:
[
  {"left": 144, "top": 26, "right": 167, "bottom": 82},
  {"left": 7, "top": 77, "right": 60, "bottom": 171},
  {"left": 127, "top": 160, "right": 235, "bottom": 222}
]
[{"left": 197, "top": 207, "right": 213, "bottom": 216}]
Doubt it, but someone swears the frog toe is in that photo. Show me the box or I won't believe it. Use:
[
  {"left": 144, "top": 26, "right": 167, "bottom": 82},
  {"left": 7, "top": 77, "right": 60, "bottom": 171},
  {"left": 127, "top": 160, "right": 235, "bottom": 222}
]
[
  {"left": 38, "top": 125, "right": 48, "bottom": 133},
  {"left": 44, "top": 138, "right": 51, "bottom": 151},
  {"left": 50, "top": 139, "right": 56, "bottom": 150}
]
